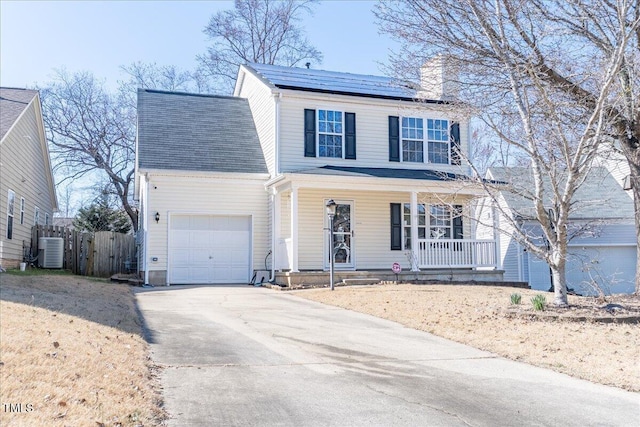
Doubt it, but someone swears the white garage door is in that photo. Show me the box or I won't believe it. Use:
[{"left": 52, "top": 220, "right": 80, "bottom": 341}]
[
  {"left": 528, "top": 246, "right": 636, "bottom": 295},
  {"left": 169, "top": 215, "right": 251, "bottom": 284}
]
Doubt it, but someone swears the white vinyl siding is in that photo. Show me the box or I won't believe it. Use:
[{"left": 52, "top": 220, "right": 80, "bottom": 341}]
[
  {"left": 143, "top": 174, "right": 269, "bottom": 280},
  {"left": 235, "top": 70, "right": 277, "bottom": 176},
  {"left": 0, "top": 96, "right": 56, "bottom": 265},
  {"left": 277, "top": 94, "right": 468, "bottom": 173}
]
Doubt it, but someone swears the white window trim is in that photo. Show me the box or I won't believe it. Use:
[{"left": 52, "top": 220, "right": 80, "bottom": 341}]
[
  {"left": 7, "top": 190, "right": 15, "bottom": 240},
  {"left": 429, "top": 205, "right": 454, "bottom": 239},
  {"left": 34, "top": 206, "right": 40, "bottom": 225},
  {"left": 317, "top": 109, "right": 345, "bottom": 159},
  {"left": 400, "top": 116, "right": 451, "bottom": 165},
  {"left": 402, "top": 202, "right": 427, "bottom": 250},
  {"left": 20, "top": 197, "right": 25, "bottom": 225}
]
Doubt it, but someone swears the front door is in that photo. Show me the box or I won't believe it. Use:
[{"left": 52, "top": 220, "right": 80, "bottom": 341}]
[{"left": 325, "top": 201, "right": 354, "bottom": 269}]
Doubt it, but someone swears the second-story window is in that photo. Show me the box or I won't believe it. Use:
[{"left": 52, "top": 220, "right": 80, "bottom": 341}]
[
  {"left": 305, "top": 109, "right": 356, "bottom": 160},
  {"left": 402, "top": 117, "right": 424, "bottom": 163},
  {"left": 427, "top": 119, "right": 449, "bottom": 164},
  {"left": 318, "top": 109, "right": 343, "bottom": 158},
  {"left": 391, "top": 116, "right": 457, "bottom": 165}
]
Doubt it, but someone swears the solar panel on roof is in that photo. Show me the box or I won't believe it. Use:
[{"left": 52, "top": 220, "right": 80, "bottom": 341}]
[{"left": 248, "top": 63, "right": 419, "bottom": 99}]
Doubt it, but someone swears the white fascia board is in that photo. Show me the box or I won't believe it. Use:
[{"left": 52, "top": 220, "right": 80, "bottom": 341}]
[
  {"left": 267, "top": 172, "right": 484, "bottom": 196},
  {"left": 139, "top": 168, "right": 270, "bottom": 181}
]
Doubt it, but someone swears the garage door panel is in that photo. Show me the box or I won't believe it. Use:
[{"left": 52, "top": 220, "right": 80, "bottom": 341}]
[
  {"left": 171, "top": 216, "right": 191, "bottom": 230},
  {"left": 191, "top": 231, "right": 211, "bottom": 248},
  {"left": 171, "top": 249, "right": 190, "bottom": 264},
  {"left": 171, "top": 231, "right": 191, "bottom": 247},
  {"left": 227, "top": 216, "right": 250, "bottom": 231},
  {"left": 170, "top": 215, "right": 251, "bottom": 284},
  {"left": 191, "top": 216, "right": 211, "bottom": 230}
]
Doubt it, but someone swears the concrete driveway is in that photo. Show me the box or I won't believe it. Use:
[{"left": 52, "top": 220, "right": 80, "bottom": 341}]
[{"left": 135, "top": 285, "right": 639, "bottom": 426}]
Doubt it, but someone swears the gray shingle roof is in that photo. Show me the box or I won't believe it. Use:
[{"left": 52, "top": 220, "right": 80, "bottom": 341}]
[
  {"left": 137, "top": 89, "right": 268, "bottom": 174},
  {"left": 489, "top": 166, "right": 634, "bottom": 219},
  {"left": 0, "top": 87, "right": 38, "bottom": 140},
  {"left": 295, "top": 165, "right": 464, "bottom": 181},
  {"left": 246, "top": 63, "right": 442, "bottom": 103}
]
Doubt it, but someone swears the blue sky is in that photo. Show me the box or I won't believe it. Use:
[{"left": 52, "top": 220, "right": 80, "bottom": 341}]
[{"left": 1, "top": 0, "right": 397, "bottom": 91}]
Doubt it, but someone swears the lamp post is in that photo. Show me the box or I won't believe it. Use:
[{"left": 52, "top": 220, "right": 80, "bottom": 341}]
[{"left": 326, "top": 199, "right": 337, "bottom": 291}]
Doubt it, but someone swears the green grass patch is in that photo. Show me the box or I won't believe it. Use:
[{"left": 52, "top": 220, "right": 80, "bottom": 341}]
[{"left": 4, "top": 268, "right": 73, "bottom": 276}]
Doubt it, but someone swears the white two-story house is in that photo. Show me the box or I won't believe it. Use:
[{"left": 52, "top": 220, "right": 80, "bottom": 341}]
[{"left": 136, "top": 61, "right": 499, "bottom": 286}]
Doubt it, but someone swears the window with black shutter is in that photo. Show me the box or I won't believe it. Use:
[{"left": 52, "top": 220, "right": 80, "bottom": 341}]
[
  {"left": 450, "top": 122, "right": 461, "bottom": 166},
  {"left": 304, "top": 109, "right": 316, "bottom": 157},
  {"left": 390, "top": 203, "right": 402, "bottom": 250}
]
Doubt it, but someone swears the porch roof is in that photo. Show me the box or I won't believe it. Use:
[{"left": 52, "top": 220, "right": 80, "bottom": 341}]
[
  {"left": 296, "top": 165, "right": 465, "bottom": 181},
  {"left": 267, "top": 165, "right": 484, "bottom": 195}
]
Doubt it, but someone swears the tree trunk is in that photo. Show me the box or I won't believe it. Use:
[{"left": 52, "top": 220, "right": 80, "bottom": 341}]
[{"left": 550, "top": 255, "right": 568, "bottom": 306}]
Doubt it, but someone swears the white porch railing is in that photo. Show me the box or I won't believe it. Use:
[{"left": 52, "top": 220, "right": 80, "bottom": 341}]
[{"left": 417, "top": 238, "right": 497, "bottom": 269}]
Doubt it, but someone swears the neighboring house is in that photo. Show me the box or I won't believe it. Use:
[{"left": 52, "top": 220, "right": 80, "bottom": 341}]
[
  {"left": 52, "top": 217, "right": 75, "bottom": 229},
  {"left": 0, "top": 88, "right": 58, "bottom": 268},
  {"left": 136, "top": 60, "right": 500, "bottom": 286},
  {"left": 475, "top": 167, "right": 636, "bottom": 295}
]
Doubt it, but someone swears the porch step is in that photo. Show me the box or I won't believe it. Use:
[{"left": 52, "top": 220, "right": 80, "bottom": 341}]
[{"left": 342, "top": 278, "right": 381, "bottom": 286}]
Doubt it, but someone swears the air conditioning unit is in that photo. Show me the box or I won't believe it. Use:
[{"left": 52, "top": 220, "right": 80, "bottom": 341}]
[{"left": 38, "top": 237, "right": 64, "bottom": 268}]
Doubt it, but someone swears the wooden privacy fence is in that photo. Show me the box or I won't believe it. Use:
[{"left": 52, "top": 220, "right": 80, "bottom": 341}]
[{"left": 31, "top": 225, "right": 137, "bottom": 277}]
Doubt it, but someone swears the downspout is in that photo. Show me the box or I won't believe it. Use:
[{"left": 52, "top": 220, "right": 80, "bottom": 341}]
[
  {"left": 275, "top": 92, "right": 282, "bottom": 175},
  {"left": 143, "top": 174, "right": 150, "bottom": 286},
  {"left": 269, "top": 191, "right": 277, "bottom": 283},
  {"left": 269, "top": 93, "right": 282, "bottom": 283}
]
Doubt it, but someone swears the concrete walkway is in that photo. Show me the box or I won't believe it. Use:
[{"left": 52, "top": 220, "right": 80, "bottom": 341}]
[{"left": 135, "top": 285, "right": 639, "bottom": 426}]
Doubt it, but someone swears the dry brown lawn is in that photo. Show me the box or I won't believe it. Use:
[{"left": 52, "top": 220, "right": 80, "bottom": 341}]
[
  {"left": 296, "top": 284, "right": 640, "bottom": 392},
  {"left": 0, "top": 271, "right": 165, "bottom": 427}
]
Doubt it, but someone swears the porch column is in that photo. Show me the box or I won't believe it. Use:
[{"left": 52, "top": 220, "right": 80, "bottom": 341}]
[
  {"left": 410, "top": 191, "right": 420, "bottom": 271},
  {"left": 273, "top": 190, "right": 282, "bottom": 271},
  {"left": 290, "top": 185, "right": 299, "bottom": 272}
]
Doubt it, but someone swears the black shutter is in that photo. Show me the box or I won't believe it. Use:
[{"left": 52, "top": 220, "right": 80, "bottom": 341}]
[
  {"left": 390, "top": 203, "right": 402, "bottom": 250},
  {"left": 304, "top": 109, "right": 316, "bottom": 157},
  {"left": 453, "top": 205, "right": 463, "bottom": 239},
  {"left": 450, "top": 122, "right": 461, "bottom": 165},
  {"left": 389, "top": 116, "right": 400, "bottom": 162},
  {"left": 345, "top": 112, "right": 356, "bottom": 159}
]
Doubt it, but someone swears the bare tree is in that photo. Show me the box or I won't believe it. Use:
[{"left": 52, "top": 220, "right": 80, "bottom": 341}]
[
  {"left": 41, "top": 70, "right": 139, "bottom": 231},
  {"left": 376, "top": 0, "right": 638, "bottom": 303},
  {"left": 197, "top": 0, "right": 323, "bottom": 93},
  {"left": 119, "top": 62, "right": 211, "bottom": 99}
]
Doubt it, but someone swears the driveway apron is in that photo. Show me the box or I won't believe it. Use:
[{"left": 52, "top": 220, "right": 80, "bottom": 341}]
[{"left": 135, "top": 285, "right": 640, "bottom": 427}]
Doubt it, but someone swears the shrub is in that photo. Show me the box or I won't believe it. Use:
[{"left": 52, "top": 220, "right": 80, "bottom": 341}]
[{"left": 531, "top": 294, "right": 546, "bottom": 311}]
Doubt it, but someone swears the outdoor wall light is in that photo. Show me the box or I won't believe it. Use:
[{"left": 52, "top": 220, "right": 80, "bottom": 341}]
[
  {"left": 325, "top": 199, "right": 337, "bottom": 291},
  {"left": 155, "top": 212, "right": 160, "bottom": 223}
]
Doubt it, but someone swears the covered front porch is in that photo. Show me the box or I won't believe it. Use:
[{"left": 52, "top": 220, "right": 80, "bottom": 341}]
[{"left": 266, "top": 166, "right": 500, "bottom": 280}]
